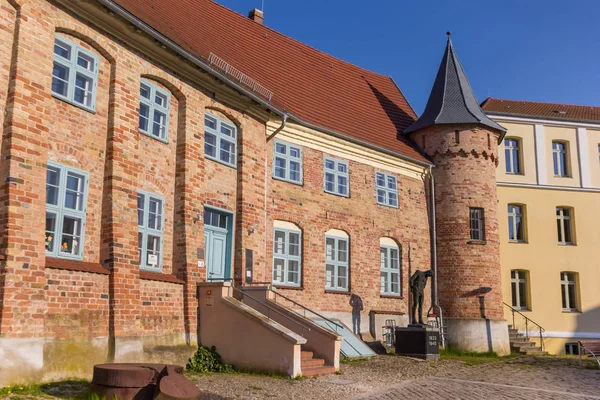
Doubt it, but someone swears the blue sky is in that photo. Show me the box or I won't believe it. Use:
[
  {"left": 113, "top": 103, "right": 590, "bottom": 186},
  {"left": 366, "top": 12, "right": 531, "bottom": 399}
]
[{"left": 216, "top": 0, "right": 600, "bottom": 114}]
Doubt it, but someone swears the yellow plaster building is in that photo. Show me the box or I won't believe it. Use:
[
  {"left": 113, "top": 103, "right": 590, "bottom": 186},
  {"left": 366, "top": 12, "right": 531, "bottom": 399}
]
[{"left": 482, "top": 98, "right": 600, "bottom": 355}]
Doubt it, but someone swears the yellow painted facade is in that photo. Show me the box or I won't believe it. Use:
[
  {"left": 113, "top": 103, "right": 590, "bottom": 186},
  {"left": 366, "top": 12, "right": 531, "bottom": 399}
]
[{"left": 492, "top": 117, "right": 600, "bottom": 355}]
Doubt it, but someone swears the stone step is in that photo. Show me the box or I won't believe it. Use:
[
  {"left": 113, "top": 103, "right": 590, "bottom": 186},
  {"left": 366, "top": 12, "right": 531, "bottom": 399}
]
[
  {"left": 301, "top": 358, "right": 325, "bottom": 368},
  {"left": 301, "top": 351, "right": 313, "bottom": 360},
  {"left": 301, "top": 365, "right": 336, "bottom": 377},
  {"left": 511, "top": 341, "right": 537, "bottom": 347}
]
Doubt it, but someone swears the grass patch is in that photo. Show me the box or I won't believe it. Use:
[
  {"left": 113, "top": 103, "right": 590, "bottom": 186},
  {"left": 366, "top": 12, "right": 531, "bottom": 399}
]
[
  {"left": 0, "top": 380, "right": 90, "bottom": 399},
  {"left": 341, "top": 357, "right": 371, "bottom": 365},
  {"left": 439, "top": 347, "right": 515, "bottom": 365}
]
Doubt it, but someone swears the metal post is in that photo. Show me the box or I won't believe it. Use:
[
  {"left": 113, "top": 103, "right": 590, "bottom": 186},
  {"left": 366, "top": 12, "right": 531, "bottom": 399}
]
[
  {"left": 512, "top": 309, "right": 515, "bottom": 328},
  {"left": 525, "top": 319, "right": 528, "bottom": 340}
]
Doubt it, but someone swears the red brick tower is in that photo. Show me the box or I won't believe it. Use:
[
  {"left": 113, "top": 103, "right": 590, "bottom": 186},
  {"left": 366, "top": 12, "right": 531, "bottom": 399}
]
[{"left": 405, "top": 34, "right": 510, "bottom": 354}]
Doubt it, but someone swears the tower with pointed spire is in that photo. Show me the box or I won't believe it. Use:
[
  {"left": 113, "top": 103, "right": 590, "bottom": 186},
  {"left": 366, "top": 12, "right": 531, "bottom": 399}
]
[{"left": 405, "top": 33, "right": 510, "bottom": 355}]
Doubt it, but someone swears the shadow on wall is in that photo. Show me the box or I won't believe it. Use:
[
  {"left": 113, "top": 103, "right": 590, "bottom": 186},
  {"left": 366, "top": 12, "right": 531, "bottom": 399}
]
[
  {"left": 462, "top": 287, "right": 493, "bottom": 351},
  {"left": 575, "top": 306, "right": 600, "bottom": 340}
]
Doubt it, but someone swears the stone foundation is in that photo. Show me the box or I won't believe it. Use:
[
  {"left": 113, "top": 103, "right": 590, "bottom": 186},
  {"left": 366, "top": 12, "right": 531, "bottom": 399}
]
[{"left": 445, "top": 318, "right": 510, "bottom": 355}]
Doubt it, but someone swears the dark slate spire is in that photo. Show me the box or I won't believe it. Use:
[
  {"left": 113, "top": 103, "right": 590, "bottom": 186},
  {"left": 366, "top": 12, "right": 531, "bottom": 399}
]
[{"left": 404, "top": 33, "right": 506, "bottom": 135}]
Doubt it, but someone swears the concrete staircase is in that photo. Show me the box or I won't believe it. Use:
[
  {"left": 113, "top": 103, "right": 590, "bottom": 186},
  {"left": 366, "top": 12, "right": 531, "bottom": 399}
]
[
  {"left": 301, "top": 349, "right": 336, "bottom": 377},
  {"left": 508, "top": 325, "right": 547, "bottom": 355}
]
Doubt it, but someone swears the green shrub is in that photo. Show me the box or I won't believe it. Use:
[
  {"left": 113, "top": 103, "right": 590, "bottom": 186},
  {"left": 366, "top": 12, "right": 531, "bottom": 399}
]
[{"left": 186, "top": 345, "right": 235, "bottom": 373}]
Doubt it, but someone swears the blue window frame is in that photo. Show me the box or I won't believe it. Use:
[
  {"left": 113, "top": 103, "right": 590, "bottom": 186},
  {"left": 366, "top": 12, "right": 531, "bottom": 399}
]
[
  {"left": 138, "top": 190, "right": 165, "bottom": 271},
  {"left": 504, "top": 138, "right": 521, "bottom": 174},
  {"left": 375, "top": 171, "right": 398, "bottom": 207},
  {"left": 45, "top": 162, "right": 89, "bottom": 260},
  {"left": 380, "top": 245, "right": 401, "bottom": 295},
  {"left": 324, "top": 156, "right": 349, "bottom": 197},
  {"left": 139, "top": 80, "right": 170, "bottom": 142},
  {"left": 325, "top": 235, "right": 349, "bottom": 291},
  {"left": 273, "top": 140, "right": 302, "bottom": 184},
  {"left": 552, "top": 141, "right": 569, "bottom": 177},
  {"left": 204, "top": 113, "right": 237, "bottom": 167},
  {"left": 272, "top": 228, "right": 302, "bottom": 287},
  {"left": 52, "top": 35, "right": 98, "bottom": 112}
]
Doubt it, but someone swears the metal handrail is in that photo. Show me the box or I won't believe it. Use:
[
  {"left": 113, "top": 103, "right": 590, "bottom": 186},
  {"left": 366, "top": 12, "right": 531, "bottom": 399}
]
[
  {"left": 270, "top": 289, "right": 344, "bottom": 330},
  {"left": 503, "top": 302, "right": 545, "bottom": 351},
  {"left": 578, "top": 341, "right": 600, "bottom": 368},
  {"left": 231, "top": 286, "right": 312, "bottom": 337}
]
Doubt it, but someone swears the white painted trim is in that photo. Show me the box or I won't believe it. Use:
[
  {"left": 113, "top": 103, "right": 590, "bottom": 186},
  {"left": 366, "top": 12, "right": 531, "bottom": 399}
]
[
  {"left": 488, "top": 114, "right": 600, "bottom": 129},
  {"left": 534, "top": 124, "right": 546, "bottom": 185},
  {"left": 380, "top": 237, "right": 399, "bottom": 247},
  {"left": 273, "top": 220, "right": 301, "bottom": 231},
  {"left": 325, "top": 228, "right": 349, "bottom": 238},
  {"left": 577, "top": 128, "right": 591, "bottom": 188},
  {"left": 518, "top": 330, "right": 600, "bottom": 339},
  {"left": 497, "top": 181, "right": 600, "bottom": 193}
]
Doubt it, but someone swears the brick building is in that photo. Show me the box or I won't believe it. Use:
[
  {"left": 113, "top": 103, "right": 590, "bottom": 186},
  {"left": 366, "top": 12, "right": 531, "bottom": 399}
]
[{"left": 0, "top": 0, "right": 509, "bottom": 383}]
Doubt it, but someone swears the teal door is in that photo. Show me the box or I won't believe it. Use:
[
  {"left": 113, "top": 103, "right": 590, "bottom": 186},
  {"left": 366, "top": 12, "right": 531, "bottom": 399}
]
[{"left": 204, "top": 208, "right": 232, "bottom": 282}]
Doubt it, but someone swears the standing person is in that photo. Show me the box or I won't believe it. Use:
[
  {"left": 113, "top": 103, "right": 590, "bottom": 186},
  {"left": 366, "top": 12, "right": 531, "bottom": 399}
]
[{"left": 349, "top": 293, "right": 363, "bottom": 337}]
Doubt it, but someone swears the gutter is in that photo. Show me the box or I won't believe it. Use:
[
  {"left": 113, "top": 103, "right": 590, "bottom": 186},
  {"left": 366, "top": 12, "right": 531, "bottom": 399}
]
[{"left": 98, "top": 0, "right": 432, "bottom": 168}]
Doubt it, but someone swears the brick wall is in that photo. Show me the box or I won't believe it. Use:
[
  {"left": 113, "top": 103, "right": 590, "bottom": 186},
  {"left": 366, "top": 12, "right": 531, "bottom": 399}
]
[
  {"left": 0, "top": 0, "right": 433, "bottom": 345},
  {"left": 411, "top": 125, "right": 504, "bottom": 320}
]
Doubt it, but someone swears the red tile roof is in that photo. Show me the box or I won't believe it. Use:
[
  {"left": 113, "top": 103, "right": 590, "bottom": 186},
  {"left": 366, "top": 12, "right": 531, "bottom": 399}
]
[
  {"left": 481, "top": 98, "right": 600, "bottom": 124},
  {"left": 110, "top": 0, "right": 428, "bottom": 163}
]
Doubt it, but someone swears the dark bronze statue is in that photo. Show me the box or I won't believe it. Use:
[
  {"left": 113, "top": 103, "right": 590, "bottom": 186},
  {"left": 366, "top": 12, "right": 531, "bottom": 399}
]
[{"left": 410, "top": 270, "right": 433, "bottom": 325}]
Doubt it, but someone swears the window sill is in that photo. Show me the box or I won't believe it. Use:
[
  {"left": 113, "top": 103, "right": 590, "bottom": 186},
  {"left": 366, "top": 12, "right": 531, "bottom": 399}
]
[
  {"left": 380, "top": 294, "right": 403, "bottom": 299},
  {"left": 325, "top": 289, "right": 350, "bottom": 295},
  {"left": 52, "top": 93, "right": 97, "bottom": 114},
  {"left": 139, "top": 130, "right": 169, "bottom": 144},
  {"left": 558, "top": 243, "right": 576, "bottom": 246},
  {"left": 562, "top": 309, "right": 581, "bottom": 314},
  {"left": 272, "top": 175, "right": 303, "bottom": 186},
  {"left": 505, "top": 172, "right": 524, "bottom": 176},
  {"left": 140, "top": 270, "right": 185, "bottom": 285},
  {"left": 45, "top": 257, "right": 109, "bottom": 275},
  {"left": 509, "top": 240, "right": 527, "bottom": 244},
  {"left": 324, "top": 190, "right": 350, "bottom": 198},
  {"left": 273, "top": 285, "right": 304, "bottom": 291},
  {"left": 467, "top": 240, "right": 487, "bottom": 245},
  {"left": 376, "top": 202, "right": 399, "bottom": 209},
  {"left": 553, "top": 175, "right": 572, "bottom": 179},
  {"left": 205, "top": 154, "right": 237, "bottom": 169}
]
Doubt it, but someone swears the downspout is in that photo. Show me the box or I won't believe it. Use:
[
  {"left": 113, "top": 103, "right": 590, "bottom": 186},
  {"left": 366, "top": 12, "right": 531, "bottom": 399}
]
[{"left": 427, "top": 164, "right": 444, "bottom": 347}]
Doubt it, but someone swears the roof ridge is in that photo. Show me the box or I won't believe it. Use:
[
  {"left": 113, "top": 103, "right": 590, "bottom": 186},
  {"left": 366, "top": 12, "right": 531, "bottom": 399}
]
[
  {"left": 208, "top": 0, "right": 395, "bottom": 81},
  {"left": 485, "top": 97, "right": 600, "bottom": 110}
]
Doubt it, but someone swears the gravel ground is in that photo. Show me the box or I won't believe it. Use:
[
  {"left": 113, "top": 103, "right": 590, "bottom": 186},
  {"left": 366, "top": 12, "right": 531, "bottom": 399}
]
[{"left": 188, "top": 356, "right": 600, "bottom": 400}]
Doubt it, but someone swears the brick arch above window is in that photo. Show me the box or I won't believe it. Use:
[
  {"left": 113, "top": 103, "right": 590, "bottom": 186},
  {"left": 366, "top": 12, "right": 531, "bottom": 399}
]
[
  {"left": 47, "top": 143, "right": 96, "bottom": 175},
  {"left": 140, "top": 73, "right": 186, "bottom": 102},
  {"left": 54, "top": 25, "right": 115, "bottom": 64}
]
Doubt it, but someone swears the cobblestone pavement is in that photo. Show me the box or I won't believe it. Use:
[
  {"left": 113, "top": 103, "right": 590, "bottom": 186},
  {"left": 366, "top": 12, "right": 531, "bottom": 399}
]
[
  {"left": 353, "top": 377, "right": 600, "bottom": 400},
  {"left": 189, "top": 355, "right": 600, "bottom": 400}
]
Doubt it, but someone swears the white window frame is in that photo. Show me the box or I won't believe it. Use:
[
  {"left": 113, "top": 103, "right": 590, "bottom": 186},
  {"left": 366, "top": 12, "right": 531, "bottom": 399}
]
[
  {"left": 139, "top": 80, "right": 171, "bottom": 142},
  {"left": 52, "top": 35, "right": 99, "bottom": 112},
  {"left": 556, "top": 207, "right": 573, "bottom": 245},
  {"left": 272, "top": 227, "right": 302, "bottom": 287},
  {"left": 325, "top": 235, "right": 349, "bottom": 292},
  {"left": 560, "top": 272, "right": 578, "bottom": 312},
  {"left": 508, "top": 204, "right": 525, "bottom": 242},
  {"left": 469, "top": 207, "right": 485, "bottom": 241},
  {"left": 324, "top": 156, "right": 349, "bottom": 197},
  {"left": 510, "top": 270, "right": 528, "bottom": 310},
  {"left": 504, "top": 138, "right": 521, "bottom": 174},
  {"left": 552, "top": 141, "right": 569, "bottom": 177},
  {"left": 138, "top": 190, "right": 165, "bottom": 271},
  {"left": 375, "top": 171, "right": 398, "bottom": 208},
  {"left": 380, "top": 245, "right": 401, "bottom": 296},
  {"left": 565, "top": 342, "right": 579, "bottom": 355},
  {"left": 45, "top": 162, "right": 89, "bottom": 260},
  {"left": 273, "top": 140, "right": 303, "bottom": 184},
  {"left": 204, "top": 113, "right": 237, "bottom": 168}
]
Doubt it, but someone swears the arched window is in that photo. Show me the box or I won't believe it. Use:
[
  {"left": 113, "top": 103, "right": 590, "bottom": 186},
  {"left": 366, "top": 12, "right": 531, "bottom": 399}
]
[
  {"left": 380, "top": 238, "right": 401, "bottom": 296},
  {"left": 510, "top": 270, "right": 529, "bottom": 310},
  {"left": 325, "top": 229, "right": 349, "bottom": 292},
  {"left": 508, "top": 204, "right": 526, "bottom": 242},
  {"left": 560, "top": 272, "right": 579, "bottom": 312},
  {"left": 552, "top": 141, "right": 569, "bottom": 177},
  {"left": 556, "top": 207, "right": 574, "bottom": 245},
  {"left": 204, "top": 113, "right": 237, "bottom": 168},
  {"left": 139, "top": 80, "right": 171, "bottom": 142},
  {"left": 504, "top": 138, "right": 522, "bottom": 174},
  {"left": 272, "top": 221, "right": 302, "bottom": 287}
]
